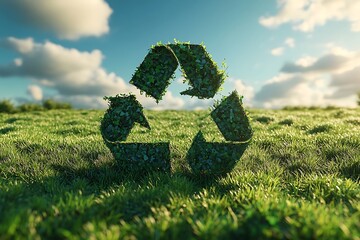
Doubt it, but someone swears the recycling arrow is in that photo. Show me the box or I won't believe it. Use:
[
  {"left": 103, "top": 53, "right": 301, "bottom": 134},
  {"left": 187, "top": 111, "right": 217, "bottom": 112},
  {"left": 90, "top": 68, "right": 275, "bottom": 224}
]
[
  {"left": 187, "top": 91, "right": 252, "bottom": 176},
  {"left": 101, "top": 94, "right": 170, "bottom": 172},
  {"left": 187, "top": 131, "right": 249, "bottom": 176},
  {"left": 100, "top": 94, "right": 150, "bottom": 142},
  {"left": 211, "top": 91, "right": 253, "bottom": 142},
  {"left": 100, "top": 41, "right": 253, "bottom": 177},
  {"left": 130, "top": 45, "right": 179, "bottom": 101},
  {"left": 130, "top": 43, "right": 226, "bottom": 101},
  {"left": 168, "top": 43, "right": 225, "bottom": 98}
]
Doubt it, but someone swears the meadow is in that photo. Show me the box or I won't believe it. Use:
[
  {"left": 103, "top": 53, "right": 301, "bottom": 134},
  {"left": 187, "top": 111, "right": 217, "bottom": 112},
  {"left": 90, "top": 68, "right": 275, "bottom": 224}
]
[{"left": 0, "top": 108, "right": 359, "bottom": 239}]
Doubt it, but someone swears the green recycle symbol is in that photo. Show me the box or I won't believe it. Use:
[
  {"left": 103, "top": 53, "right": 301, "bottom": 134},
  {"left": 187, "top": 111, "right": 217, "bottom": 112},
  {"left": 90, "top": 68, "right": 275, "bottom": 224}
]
[{"left": 100, "top": 41, "right": 253, "bottom": 176}]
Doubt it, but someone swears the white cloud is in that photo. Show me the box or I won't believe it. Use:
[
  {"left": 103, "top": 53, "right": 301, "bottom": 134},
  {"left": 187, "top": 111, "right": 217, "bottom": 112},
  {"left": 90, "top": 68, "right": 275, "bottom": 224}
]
[
  {"left": 254, "top": 74, "right": 331, "bottom": 108},
  {"left": 232, "top": 79, "right": 255, "bottom": 104},
  {"left": 254, "top": 44, "right": 360, "bottom": 108},
  {"left": 0, "top": 37, "right": 197, "bottom": 110},
  {"left": 0, "top": 37, "right": 122, "bottom": 97},
  {"left": 295, "top": 56, "right": 317, "bottom": 67},
  {"left": 281, "top": 54, "right": 348, "bottom": 73},
  {"left": 329, "top": 67, "right": 360, "bottom": 98},
  {"left": 271, "top": 47, "right": 284, "bottom": 56},
  {"left": 269, "top": 38, "right": 295, "bottom": 57},
  {"left": 0, "top": 0, "right": 112, "bottom": 40},
  {"left": 27, "top": 85, "right": 43, "bottom": 101},
  {"left": 0, "top": 37, "right": 34, "bottom": 53},
  {"left": 285, "top": 38, "right": 295, "bottom": 48},
  {"left": 260, "top": 0, "right": 360, "bottom": 32}
]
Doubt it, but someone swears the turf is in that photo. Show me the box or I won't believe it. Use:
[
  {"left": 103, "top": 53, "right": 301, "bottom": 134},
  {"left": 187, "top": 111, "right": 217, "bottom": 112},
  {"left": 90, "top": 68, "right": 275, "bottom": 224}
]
[{"left": 0, "top": 108, "right": 359, "bottom": 239}]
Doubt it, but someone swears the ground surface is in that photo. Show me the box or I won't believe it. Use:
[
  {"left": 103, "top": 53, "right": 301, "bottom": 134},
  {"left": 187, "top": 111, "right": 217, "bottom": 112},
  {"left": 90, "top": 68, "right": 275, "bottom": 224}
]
[{"left": 0, "top": 108, "right": 359, "bottom": 239}]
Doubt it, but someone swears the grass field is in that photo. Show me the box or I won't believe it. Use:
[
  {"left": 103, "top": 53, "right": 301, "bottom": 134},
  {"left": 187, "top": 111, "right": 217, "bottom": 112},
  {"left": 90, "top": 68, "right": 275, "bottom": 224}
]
[{"left": 0, "top": 108, "right": 359, "bottom": 239}]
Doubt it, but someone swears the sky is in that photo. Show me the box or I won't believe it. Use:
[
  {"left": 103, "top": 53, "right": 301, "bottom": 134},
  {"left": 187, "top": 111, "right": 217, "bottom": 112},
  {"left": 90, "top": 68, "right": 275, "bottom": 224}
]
[{"left": 0, "top": 0, "right": 360, "bottom": 109}]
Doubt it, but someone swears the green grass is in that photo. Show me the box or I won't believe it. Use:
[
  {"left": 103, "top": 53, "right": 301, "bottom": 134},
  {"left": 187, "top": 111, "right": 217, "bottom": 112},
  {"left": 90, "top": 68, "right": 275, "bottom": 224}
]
[{"left": 0, "top": 108, "right": 359, "bottom": 239}]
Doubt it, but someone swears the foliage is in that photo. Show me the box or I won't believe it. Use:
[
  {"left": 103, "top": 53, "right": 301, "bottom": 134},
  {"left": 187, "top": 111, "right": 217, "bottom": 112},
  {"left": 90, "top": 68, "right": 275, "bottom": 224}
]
[
  {"left": 42, "top": 99, "right": 72, "bottom": 110},
  {"left": 106, "top": 142, "right": 171, "bottom": 173},
  {"left": 100, "top": 94, "right": 150, "bottom": 142},
  {"left": 0, "top": 100, "right": 72, "bottom": 114},
  {"left": 0, "top": 100, "right": 16, "bottom": 113},
  {"left": 187, "top": 131, "right": 249, "bottom": 176},
  {"left": 100, "top": 94, "right": 170, "bottom": 173},
  {"left": 169, "top": 43, "right": 227, "bottom": 98},
  {"left": 108, "top": 42, "right": 248, "bottom": 176},
  {"left": 18, "top": 103, "right": 44, "bottom": 112},
  {"left": 0, "top": 109, "right": 359, "bottom": 239},
  {"left": 211, "top": 91, "right": 253, "bottom": 142},
  {"left": 185, "top": 91, "right": 253, "bottom": 176},
  {"left": 358, "top": 92, "right": 360, "bottom": 106},
  {"left": 130, "top": 45, "right": 178, "bottom": 101},
  {"left": 0, "top": 99, "right": 72, "bottom": 113},
  {"left": 101, "top": 91, "right": 252, "bottom": 176},
  {"left": 130, "top": 41, "right": 227, "bottom": 101},
  {"left": 282, "top": 105, "right": 341, "bottom": 111}
]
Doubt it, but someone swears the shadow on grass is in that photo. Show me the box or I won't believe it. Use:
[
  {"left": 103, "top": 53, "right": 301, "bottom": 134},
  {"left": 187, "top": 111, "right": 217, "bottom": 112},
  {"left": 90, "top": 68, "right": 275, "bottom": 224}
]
[
  {"left": 0, "top": 127, "right": 16, "bottom": 135},
  {"left": 339, "top": 161, "right": 360, "bottom": 182},
  {"left": 4, "top": 117, "right": 31, "bottom": 124},
  {"left": 0, "top": 156, "right": 238, "bottom": 238}
]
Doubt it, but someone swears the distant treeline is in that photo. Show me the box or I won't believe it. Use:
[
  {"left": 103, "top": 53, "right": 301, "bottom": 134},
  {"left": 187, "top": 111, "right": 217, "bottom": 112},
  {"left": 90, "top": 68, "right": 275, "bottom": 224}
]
[
  {"left": 0, "top": 99, "right": 72, "bottom": 113},
  {"left": 281, "top": 105, "right": 342, "bottom": 111}
]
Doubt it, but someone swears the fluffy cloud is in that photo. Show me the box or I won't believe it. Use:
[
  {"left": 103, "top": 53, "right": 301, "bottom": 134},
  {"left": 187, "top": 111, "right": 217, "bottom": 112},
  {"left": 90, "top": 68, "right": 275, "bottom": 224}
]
[
  {"left": 0, "top": 37, "right": 123, "bottom": 96},
  {"left": 0, "top": 0, "right": 112, "bottom": 40},
  {"left": 27, "top": 85, "right": 43, "bottom": 101},
  {"left": 0, "top": 37, "right": 34, "bottom": 54},
  {"left": 330, "top": 67, "right": 360, "bottom": 98},
  {"left": 231, "top": 79, "right": 255, "bottom": 105},
  {"left": 271, "top": 47, "right": 284, "bottom": 56},
  {"left": 259, "top": 0, "right": 360, "bottom": 32},
  {"left": 0, "top": 37, "right": 191, "bottom": 110},
  {"left": 285, "top": 38, "right": 295, "bottom": 48},
  {"left": 281, "top": 54, "right": 348, "bottom": 73},
  {"left": 270, "top": 38, "right": 295, "bottom": 57},
  {"left": 254, "top": 74, "right": 330, "bottom": 108},
  {"left": 254, "top": 44, "right": 360, "bottom": 108}
]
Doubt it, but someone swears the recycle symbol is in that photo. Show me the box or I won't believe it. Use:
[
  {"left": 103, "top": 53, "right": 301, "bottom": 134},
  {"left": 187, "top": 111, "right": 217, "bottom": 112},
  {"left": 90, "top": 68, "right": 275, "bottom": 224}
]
[{"left": 100, "top": 41, "right": 253, "bottom": 176}]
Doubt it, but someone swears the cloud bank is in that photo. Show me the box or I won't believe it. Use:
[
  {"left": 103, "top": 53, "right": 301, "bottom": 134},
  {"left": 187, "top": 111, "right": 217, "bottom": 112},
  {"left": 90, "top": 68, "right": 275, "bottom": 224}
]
[
  {"left": 0, "top": 0, "right": 112, "bottom": 40},
  {"left": 254, "top": 44, "right": 360, "bottom": 108},
  {"left": 0, "top": 37, "right": 186, "bottom": 109},
  {"left": 260, "top": 0, "right": 360, "bottom": 32},
  {"left": 1, "top": 38, "right": 357, "bottom": 109}
]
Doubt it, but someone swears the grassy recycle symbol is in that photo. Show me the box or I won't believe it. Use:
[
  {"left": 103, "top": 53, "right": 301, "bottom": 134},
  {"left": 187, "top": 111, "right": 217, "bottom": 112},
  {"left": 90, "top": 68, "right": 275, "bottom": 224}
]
[{"left": 100, "top": 41, "right": 253, "bottom": 176}]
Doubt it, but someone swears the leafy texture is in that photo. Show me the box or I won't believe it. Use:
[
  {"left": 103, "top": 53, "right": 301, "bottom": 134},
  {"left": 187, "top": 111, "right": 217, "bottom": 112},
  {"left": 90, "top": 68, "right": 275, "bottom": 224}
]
[
  {"left": 169, "top": 43, "right": 226, "bottom": 98},
  {"left": 186, "top": 91, "right": 253, "bottom": 176},
  {"left": 187, "top": 131, "right": 249, "bottom": 176},
  {"left": 103, "top": 43, "right": 249, "bottom": 177},
  {"left": 130, "top": 41, "right": 226, "bottom": 101},
  {"left": 130, "top": 45, "right": 178, "bottom": 101},
  {"left": 105, "top": 142, "right": 170, "bottom": 173},
  {"left": 211, "top": 91, "right": 253, "bottom": 142},
  {"left": 100, "top": 94, "right": 169, "bottom": 173},
  {"left": 100, "top": 94, "right": 150, "bottom": 142}
]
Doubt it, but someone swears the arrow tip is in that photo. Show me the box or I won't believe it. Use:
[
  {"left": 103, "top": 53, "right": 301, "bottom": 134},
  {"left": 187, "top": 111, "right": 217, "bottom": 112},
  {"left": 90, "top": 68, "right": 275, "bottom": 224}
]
[
  {"left": 100, "top": 94, "right": 151, "bottom": 142},
  {"left": 135, "top": 111, "right": 151, "bottom": 130}
]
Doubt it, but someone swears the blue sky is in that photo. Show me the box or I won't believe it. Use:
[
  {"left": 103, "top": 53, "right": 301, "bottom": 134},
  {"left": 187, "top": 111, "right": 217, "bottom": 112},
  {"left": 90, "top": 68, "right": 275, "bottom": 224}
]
[{"left": 1, "top": 0, "right": 360, "bottom": 109}]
